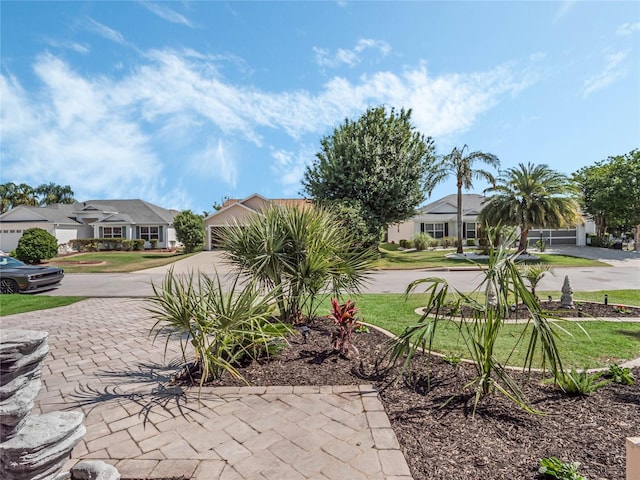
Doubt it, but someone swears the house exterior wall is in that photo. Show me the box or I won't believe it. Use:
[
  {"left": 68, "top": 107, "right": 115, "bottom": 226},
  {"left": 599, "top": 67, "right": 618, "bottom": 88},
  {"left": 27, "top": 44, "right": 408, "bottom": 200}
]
[{"left": 387, "top": 221, "right": 416, "bottom": 243}]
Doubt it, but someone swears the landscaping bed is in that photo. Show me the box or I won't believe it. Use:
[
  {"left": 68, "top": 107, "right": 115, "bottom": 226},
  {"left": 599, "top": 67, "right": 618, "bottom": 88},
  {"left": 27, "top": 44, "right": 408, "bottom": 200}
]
[{"left": 171, "top": 304, "right": 639, "bottom": 480}]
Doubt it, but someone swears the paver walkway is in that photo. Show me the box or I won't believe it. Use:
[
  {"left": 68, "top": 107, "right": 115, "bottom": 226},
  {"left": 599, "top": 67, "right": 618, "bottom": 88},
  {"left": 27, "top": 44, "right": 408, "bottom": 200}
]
[{"left": 1, "top": 298, "right": 412, "bottom": 480}]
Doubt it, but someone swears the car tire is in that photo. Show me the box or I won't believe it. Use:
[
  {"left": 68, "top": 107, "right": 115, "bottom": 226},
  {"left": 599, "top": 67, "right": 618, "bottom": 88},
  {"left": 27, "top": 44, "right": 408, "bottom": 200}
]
[{"left": 0, "top": 279, "right": 19, "bottom": 294}]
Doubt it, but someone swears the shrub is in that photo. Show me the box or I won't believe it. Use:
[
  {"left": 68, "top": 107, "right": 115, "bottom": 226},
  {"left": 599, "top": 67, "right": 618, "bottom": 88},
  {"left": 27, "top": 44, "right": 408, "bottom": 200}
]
[
  {"left": 173, "top": 209, "right": 205, "bottom": 253},
  {"left": 399, "top": 239, "right": 408, "bottom": 248},
  {"left": 603, "top": 363, "right": 634, "bottom": 385},
  {"left": 218, "top": 204, "right": 376, "bottom": 323},
  {"left": 150, "top": 238, "right": 159, "bottom": 249},
  {"left": 133, "top": 239, "right": 145, "bottom": 251},
  {"left": 15, "top": 228, "right": 58, "bottom": 264},
  {"left": 329, "top": 298, "right": 359, "bottom": 358},
  {"left": 590, "top": 236, "right": 611, "bottom": 248},
  {"left": 554, "top": 368, "right": 610, "bottom": 395},
  {"left": 539, "top": 457, "right": 587, "bottom": 480},
  {"left": 413, "top": 233, "right": 433, "bottom": 251},
  {"left": 535, "top": 239, "right": 547, "bottom": 252},
  {"left": 440, "top": 236, "right": 457, "bottom": 248},
  {"left": 389, "top": 226, "right": 571, "bottom": 415},
  {"left": 466, "top": 238, "right": 476, "bottom": 247},
  {"left": 147, "top": 270, "right": 293, "bottom": 385}
]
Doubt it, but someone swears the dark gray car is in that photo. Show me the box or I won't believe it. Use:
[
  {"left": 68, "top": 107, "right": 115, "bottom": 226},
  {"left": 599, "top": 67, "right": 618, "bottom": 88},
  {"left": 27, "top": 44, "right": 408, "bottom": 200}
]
[{"left": 0, "top": 256, "right": 64, "bottom": 294}]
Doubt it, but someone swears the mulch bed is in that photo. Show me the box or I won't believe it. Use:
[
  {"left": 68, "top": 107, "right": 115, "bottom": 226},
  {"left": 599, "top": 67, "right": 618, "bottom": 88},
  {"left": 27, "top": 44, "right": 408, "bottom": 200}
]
[{"left": 171, "top": 302, "right": 639, "bottom": 480}]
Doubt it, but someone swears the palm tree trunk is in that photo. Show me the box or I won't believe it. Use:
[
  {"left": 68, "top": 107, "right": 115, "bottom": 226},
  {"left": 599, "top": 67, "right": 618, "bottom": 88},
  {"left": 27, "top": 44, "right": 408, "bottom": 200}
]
[
  {"left": 457, "top": 181, "right": 464, "bottom": 254},
  {"left": 518, "top": 228, "right": 529, "bottom": 253}
]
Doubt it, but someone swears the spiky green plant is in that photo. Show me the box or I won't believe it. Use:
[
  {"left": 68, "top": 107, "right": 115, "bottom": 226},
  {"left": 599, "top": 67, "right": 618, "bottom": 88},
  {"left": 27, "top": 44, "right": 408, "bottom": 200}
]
[
  {"left": 146, "top": 269, "right": 293, "bottom": 386},
  {"left": 218, "top": 204, "right": 376, "bottom": 323},
  {"left": 522, "top": 263, "right": 552, "bottom": 301},
  {"left": 388, "top": 226, "right": 572, "bottom": 414}
]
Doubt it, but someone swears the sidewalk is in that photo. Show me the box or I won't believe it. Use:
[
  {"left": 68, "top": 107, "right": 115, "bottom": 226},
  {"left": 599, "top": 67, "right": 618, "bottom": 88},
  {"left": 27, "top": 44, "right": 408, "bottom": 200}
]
[{"left": 1, "top": 298, "right": 412, "bottom": 480}]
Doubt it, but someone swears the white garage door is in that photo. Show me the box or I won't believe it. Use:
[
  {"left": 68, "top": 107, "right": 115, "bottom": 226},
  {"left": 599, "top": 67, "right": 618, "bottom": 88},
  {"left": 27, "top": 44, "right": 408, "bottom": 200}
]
[{"left": 0, "top": 229, "right": 23, "bottom": 252}]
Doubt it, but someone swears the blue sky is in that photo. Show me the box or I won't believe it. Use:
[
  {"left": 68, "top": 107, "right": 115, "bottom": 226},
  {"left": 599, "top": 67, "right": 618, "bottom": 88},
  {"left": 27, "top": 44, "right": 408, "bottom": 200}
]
[{"left": 1, "top": 1, "right": 639, "bottom": 214}]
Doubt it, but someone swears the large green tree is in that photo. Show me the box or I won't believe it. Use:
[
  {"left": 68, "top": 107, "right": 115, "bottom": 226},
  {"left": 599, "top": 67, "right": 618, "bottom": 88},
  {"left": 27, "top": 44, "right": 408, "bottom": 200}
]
[
  {"left": 173, "top": 210, "right": 205, "bottom": 253},
  {"left": 573, "top": 149, "right": 640, "bottom": 248},
  {"left": 302, "top": 106, "right": 438, "bottom": 238},
  {"left": 430, "top": 145, "right": 500, "bottom": 254},
  {"left": 479, "top": 163, "right": 580, "bottom": 253}
]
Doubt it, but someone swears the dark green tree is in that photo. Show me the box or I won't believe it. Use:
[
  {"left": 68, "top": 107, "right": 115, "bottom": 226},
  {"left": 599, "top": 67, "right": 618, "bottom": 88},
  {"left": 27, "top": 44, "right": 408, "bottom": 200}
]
[
  {"left": 325, "top": 200, "right": 381, "bottom": 247},
  {"left": 0, "top": 183, "right": 17, "bottom": 214},
  {"left": 479, "top": 163, "right": 580, "bottom": 253},
  {"left": 573, "top": 149, "right": 640, "bottom": 247},
  {"left": 35, "top": 183, "right": 76, "bottom": 206},
  {"left": 302, "top": 106, "right": 438, "bottom": 238},
  {"left": 15, "top": 228, "right": 58, "bottom": 264},
  {"left": 430, "top": 145, "right": 500, "bottom": 254},
  {"left": 173, "top": 210, "right": 205, "bottom": 253}
]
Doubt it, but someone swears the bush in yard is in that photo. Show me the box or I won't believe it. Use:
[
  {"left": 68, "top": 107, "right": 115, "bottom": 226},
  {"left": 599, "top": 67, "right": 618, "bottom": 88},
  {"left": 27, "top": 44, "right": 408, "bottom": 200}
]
[
  {"left": 413, "top": 233, "right": 433, "bottom": 251},
  {"left": 150, "top": 238, "right": 159, "bottom": 249},
  {"left": 329, "top": 298, "right": 359, "bottom": 358},
  {"left": 218, "top": 204, "right": 376, "bottom": 323},
  {"left": 440, "top": 236, "right": 457, "bottom": 248},
  {"left": 147, "top": 270, "right": 293, "bottom": 385},
  {"left": 174, "top": 209, "right": 205, "bottom": 253},
  {"left": 389, "top": 226, "right": 572, "bottom": 414},
  {"left": 134, "top": 239, "right": 145, "bottom": 251},
  {"left": 466, "top": 238, "right": 476, "bottom": 247},
  {"left": 15, "top": 228, "right": 58, "bottom": 264}
]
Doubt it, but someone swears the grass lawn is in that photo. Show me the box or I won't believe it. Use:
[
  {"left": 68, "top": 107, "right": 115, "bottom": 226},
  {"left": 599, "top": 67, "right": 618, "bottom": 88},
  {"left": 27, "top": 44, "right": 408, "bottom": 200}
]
[
  {"left": 317, "top": 290, "right": 640, "bottom": 368},
  {"left": 45, "top": 250, "right": 197, "bottom": 273},
  {"left": 0, "top": 295, "right": 85, "bottom": 316},
  {"left": 375, "top": 244, "right": 607, "bottom": 269}
]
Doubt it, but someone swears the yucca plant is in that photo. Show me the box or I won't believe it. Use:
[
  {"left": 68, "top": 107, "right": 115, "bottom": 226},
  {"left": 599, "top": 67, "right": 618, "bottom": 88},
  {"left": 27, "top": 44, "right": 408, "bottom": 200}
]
[
  {"left": 388, "top": 226, "right": 572, "bottom": 414},
  {"left": 329, "top": 298, "right": 359, "bottom": 358},
  {"left": 146, "top": 269, "right": 293, "bottom": 386},
  {"left": 554, "top": 368, "right": 611, "bottom": 396},
  {"left": 218, "top": 203, "right": 376, "bottom": 323}
]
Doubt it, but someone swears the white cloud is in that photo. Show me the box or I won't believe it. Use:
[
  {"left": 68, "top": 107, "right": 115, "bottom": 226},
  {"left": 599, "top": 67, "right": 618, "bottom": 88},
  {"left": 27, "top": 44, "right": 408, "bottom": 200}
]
[
  {"left": 582, "top": 51, "right": 628, "bottom": 97},
  {"left": 187, "top": 139, "right": 238, "bottom": 188},
  {"left": 314, "top": 38, "right": 391, "bottom": 68},
  {"left": 616, "top": 22, "right": 640, "bottom": 35},
  {"left": 270, "top": 147, "right": 315, "bottom": 194},
  {"left": 1, "top": 48, "right": 535, "bottom": 206},
  {"left": 139, "top": 2, "right": 195, "bottom": 28},
  {"left": 84, "top": 17, "right": 128, "bottom": 45},
  {"left": 43, "top": 38, "right": 90, "bottom": 54}
]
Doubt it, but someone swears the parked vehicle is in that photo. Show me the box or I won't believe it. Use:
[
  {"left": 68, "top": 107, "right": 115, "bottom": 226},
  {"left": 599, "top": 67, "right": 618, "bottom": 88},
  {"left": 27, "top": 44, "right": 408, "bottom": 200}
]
[{"left": 0, "top": 256, "right": 64, "bottom": 294}]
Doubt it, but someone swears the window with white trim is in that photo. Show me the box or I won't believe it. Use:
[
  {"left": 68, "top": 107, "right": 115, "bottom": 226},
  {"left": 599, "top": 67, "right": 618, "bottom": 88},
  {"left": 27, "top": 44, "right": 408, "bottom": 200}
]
[
  {"left": 465, "top": 222, "right": 478, "bottom": 239},
  {"left": 101, "top": 226, "right": 123, "bottom": 238},
  {"left": 139, "top": 226, "right": 160, "bottom": 241},
  {"left": 420, "top": 223, "right": 445, "bottom": 238}
]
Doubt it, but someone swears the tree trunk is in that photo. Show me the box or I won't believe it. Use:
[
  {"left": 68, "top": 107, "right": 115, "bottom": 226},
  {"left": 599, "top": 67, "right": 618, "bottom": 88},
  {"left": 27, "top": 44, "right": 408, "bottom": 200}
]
[
  {"left": 518, "top": 228, "right": 529, "bottom": 253},
  {"left": 635, "top": 224, "right": 640, "bottom": 251},
  {"left": 456, "top": 181, "right": 464, "bottom": 254}
]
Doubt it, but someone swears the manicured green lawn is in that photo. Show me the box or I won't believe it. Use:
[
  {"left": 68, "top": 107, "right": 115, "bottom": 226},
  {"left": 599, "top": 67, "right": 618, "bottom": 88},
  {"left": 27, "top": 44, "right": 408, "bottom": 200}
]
[
  {"left": 0, "top": 295, "right": 85, "bottom": 316},
  {"left": 375, "top": 244, "right": 606, "bottom": 269},
  {"left": 317, "top": 290, "right": 640, "bottom": 368},
  {"left": 46, "top": 251, "right": 197, "bottom": 273}
]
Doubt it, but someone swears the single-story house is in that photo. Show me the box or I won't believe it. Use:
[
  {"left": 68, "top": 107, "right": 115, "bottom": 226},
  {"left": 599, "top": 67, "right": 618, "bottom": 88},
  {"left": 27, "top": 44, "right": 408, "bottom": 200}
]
[
  {"left": 204, "top": 193, "right": 312, "bottom": 250},
  {"left": 0, "top": 199, "right": 179, "bottom": 252},
  {"left": 387, "top": 193, "right": 596, "bottom": 247}
]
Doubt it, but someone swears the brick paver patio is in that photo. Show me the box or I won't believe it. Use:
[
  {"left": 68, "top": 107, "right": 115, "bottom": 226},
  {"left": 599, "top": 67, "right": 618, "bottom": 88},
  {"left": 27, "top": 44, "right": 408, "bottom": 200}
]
[{"left": 1, "top": 298, "right": 413, "bottom": 479}]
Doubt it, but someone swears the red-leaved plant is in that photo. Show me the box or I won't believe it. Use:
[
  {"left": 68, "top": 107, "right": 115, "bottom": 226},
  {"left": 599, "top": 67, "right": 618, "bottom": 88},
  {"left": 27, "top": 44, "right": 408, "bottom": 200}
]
[{"left": 329, "top": 298, "right": 359, "bottom": 358}]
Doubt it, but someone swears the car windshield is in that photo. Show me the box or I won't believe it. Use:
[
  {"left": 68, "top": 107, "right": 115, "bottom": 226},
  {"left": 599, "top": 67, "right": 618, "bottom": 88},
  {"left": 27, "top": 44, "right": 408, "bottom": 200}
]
[{"left": 0, "top": 256, "right": 27, "bottom": 268}]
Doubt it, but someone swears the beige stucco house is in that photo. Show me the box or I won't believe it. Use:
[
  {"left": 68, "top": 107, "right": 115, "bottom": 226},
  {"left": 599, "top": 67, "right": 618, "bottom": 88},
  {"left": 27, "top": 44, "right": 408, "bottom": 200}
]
[
  {"left": 203, "top": 193, "right": 312, "bottom": 250},
  {"left": 387, "top": 193, "right": 595, "bottom": 247}
]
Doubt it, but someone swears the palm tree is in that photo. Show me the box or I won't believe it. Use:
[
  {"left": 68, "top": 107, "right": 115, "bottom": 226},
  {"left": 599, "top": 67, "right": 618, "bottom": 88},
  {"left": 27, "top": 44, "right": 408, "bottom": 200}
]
[
  {"left": 36, "top": 183, "right": 76, "bottom": 206},
  {"left": 432, "top": 145, "right": 500, "bottom": 254},
  {"left": 479, "top": 163, "right": 580, "bottom": 253}
]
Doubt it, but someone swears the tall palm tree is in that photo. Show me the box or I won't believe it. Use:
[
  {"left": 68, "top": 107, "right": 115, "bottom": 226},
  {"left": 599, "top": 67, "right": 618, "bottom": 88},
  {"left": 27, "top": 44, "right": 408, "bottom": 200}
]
[
  {"left": 479, "top": 163, "right": 580, "bottom": 253},
  {"left": 433, "top": 145, "right": 500, "bottom": 254},
  {"left": 36, "top": 183, "right": 76, "bottom": 206}
]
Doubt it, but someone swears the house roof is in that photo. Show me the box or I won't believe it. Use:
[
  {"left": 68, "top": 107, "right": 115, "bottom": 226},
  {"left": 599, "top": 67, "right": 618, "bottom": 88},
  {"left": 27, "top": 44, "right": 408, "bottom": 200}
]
[
  {"left": 417, "top": 194, "right": 489, "bottom": 216},
  {"left": 205, "top": 194, "right": 312, "bottom": 222},
  {"left": 0, "top": 199, "right": 177, "bottom": 225}
]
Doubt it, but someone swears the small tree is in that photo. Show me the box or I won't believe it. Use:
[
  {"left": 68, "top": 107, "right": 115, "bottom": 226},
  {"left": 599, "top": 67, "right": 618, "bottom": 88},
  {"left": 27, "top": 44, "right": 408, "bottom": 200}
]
[
  {"left": 15, "top": 228, "right": 58, "bottom": 264},
  {"left": 173, "top": 210, "right": 205, "bottom": 253}
]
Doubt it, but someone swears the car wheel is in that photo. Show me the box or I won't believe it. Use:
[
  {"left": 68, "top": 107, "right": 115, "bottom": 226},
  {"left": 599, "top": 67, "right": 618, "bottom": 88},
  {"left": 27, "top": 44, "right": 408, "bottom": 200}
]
[{"left": 0, "top": 279, "right": 19, "bottom": 294}]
